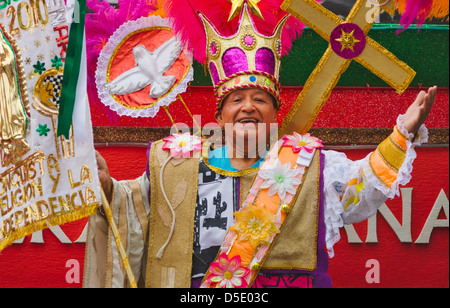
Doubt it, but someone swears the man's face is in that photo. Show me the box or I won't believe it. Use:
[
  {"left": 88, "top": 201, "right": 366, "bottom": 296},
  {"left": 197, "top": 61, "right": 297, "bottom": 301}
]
[{"left": 215, "top": 88, "right": 278, "bottom": 155}]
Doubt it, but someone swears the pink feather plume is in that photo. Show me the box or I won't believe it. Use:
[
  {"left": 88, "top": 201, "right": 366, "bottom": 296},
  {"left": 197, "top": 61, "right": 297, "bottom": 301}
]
[
  {"left": 397, "top": 0, "right": 434, "bottom": 33},
  {"left": 85, "top": 0, "right": 157, "bottom": 121},
  {"left": 165, "top": 0, "right": 309, "bottom": 63}
]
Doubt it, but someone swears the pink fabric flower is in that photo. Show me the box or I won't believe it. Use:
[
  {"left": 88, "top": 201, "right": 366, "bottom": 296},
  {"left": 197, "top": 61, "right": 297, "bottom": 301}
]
[
  {"left": 282, "top": 132, "right": 323, "bottom": 153},
  {"left": 162, "top": 133, "right": 202, "bottom": 158},
  {"left": 206, "top": 253, "right": 250, "bottom": 288}
]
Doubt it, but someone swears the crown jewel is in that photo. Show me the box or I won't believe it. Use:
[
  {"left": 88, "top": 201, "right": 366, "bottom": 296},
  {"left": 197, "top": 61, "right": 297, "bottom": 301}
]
[{"left": 199, "top": 4, "right": 289, "bottom": 109}]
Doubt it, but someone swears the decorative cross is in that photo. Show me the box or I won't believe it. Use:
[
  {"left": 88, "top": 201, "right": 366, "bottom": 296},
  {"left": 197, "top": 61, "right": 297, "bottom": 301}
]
[{"left": 279, "top": 0, "right": 416, "bottom": 135}]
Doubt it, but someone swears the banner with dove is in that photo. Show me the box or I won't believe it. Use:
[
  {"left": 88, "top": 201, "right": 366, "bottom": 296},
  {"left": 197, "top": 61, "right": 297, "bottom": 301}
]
[
  {"left": 0, "top": 0, "right": 101, "bottom": 253},
  {"left": 95, "top": 15, "right": 194, "bottom": 118}
]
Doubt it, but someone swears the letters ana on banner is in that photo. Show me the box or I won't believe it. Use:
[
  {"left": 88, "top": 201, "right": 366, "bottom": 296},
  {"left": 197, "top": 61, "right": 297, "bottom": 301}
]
[{"left": 0, "top": 0, "right": 101, "bottom": 252}]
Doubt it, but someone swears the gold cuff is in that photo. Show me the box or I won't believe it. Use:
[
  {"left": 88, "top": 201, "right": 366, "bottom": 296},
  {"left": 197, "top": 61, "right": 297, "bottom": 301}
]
[{"left": 369, "top": 127, "right": 408, "bottom": 188}]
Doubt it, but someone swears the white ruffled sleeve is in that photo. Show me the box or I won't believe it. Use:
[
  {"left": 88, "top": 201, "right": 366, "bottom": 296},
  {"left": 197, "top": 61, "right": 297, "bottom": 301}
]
[{"left": 322, "top": 114, "right": 428, "bottom": 258}]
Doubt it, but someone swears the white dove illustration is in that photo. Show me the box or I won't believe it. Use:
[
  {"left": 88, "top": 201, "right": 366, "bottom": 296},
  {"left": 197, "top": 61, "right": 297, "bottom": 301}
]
[{"left": 105, "top": 36, "right": 183, "bottom": 98}]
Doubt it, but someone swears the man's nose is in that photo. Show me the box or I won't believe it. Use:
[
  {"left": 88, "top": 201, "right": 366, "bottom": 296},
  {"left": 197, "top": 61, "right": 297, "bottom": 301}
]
[{"left": 240, "top": 97, "right": 255, "bottom": 111}]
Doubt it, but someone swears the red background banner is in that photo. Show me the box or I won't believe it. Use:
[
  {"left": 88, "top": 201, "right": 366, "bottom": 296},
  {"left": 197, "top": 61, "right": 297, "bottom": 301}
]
[
  {"left": 1, "top": 75, "right": 449, "bottom": 288},
  {"left": 0, "top": 145, "right": 447, "bottom": 288}
]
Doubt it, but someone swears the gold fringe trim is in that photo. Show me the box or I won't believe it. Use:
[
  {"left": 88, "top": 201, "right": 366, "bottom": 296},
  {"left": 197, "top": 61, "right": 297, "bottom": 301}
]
[{"left": 0, "top": 204, "right": 99, "bottom": 253}]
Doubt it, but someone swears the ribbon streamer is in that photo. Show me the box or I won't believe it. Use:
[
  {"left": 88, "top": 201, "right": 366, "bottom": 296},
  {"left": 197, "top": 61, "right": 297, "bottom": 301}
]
[{"left": 57, "top": 0, "right": 87, "bottom": 138}]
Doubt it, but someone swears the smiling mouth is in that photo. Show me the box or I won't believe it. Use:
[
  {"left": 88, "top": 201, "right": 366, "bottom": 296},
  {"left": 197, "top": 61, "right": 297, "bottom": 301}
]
[{"left": 238, "top": 119, "right": 259, "bottom": 123}]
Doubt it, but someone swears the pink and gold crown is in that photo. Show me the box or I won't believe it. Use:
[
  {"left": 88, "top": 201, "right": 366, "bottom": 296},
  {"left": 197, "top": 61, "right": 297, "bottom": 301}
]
[{"left": 199, "top": 4, "right": 289, "bottom": 109}]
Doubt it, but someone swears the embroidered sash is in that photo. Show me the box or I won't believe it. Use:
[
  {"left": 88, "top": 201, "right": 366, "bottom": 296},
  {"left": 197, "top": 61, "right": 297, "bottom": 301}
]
[{"left": 200, "top": 139, "right": 321, "bottom": 288}]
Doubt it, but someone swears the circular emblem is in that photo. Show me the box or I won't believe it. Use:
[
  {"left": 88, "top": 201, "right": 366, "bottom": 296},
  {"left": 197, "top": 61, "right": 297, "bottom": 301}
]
[
  {"left": 330, "top": 23, "right": 366, "bottom": 59},
  {"left": 34, "top": 68, "right": 64, "bottom": 111},
  {"left": 96, "top": 16, "right": 193, "bottom": 118},
  {"left": 240, "top": 33, "right": 256, "bottom": 50}
]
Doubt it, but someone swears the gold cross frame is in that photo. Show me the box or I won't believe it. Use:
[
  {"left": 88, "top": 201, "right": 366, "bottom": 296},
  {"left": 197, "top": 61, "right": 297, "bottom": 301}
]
[{"left": 279, "top": 0, "right": 416, "bottom": 135}]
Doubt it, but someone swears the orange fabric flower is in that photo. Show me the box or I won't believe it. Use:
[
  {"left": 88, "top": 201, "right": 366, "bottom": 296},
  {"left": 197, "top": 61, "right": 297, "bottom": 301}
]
[{"left": 231, "top": 204, "right": 279, "bottom": 248}]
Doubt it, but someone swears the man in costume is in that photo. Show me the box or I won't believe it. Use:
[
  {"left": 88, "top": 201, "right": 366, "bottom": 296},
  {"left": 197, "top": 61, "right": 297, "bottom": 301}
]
[{"left": 83, "top": 1, "right": 437, "bottom": 288}]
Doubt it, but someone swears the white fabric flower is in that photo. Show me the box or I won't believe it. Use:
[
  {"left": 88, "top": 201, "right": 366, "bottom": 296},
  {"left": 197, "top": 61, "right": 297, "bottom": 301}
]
[{"left": 259, "top": 160, "right": 303, "bottom": 200}]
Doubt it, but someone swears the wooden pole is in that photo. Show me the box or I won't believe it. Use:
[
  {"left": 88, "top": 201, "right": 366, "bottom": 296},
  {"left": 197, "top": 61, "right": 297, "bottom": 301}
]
[{"left": 100, "top": 188, "right": 137, "bottom": 288}]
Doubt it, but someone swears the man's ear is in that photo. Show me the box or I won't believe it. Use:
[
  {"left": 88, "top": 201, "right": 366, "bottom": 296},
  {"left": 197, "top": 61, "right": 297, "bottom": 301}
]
[{"left": 215, "top": 110, "right": 224, "bottom": 128}]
